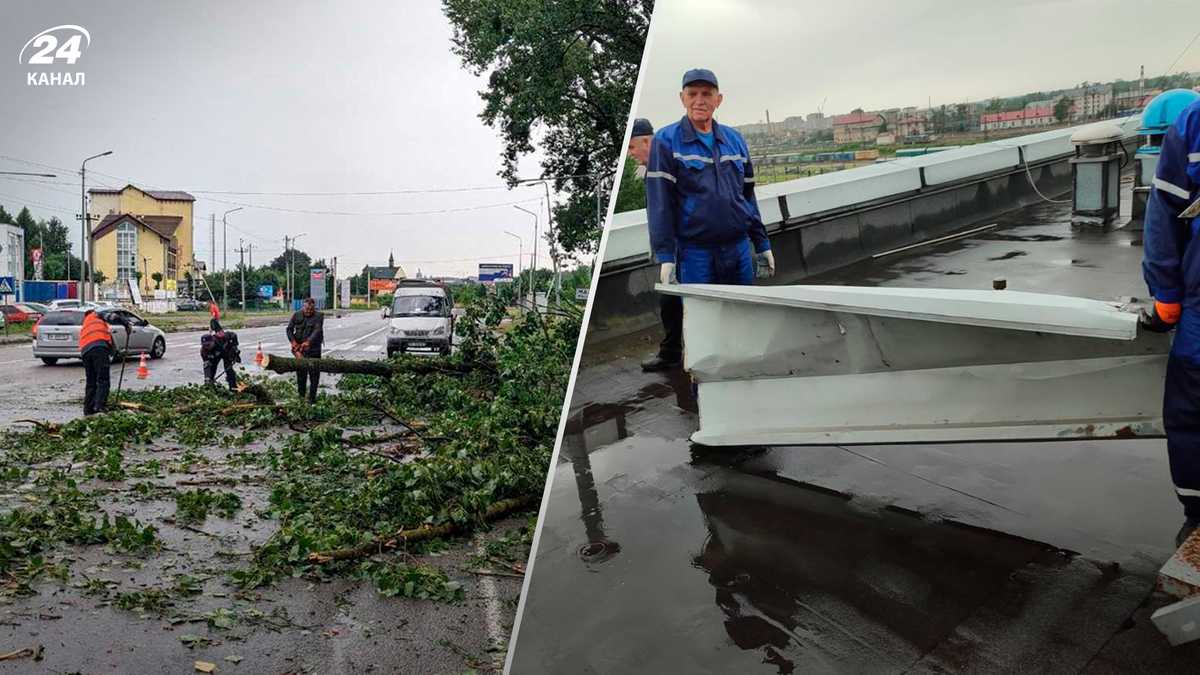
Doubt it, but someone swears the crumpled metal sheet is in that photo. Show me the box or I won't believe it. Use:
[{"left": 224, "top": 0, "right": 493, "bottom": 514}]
[{"left": 655, "top": 283, "right": 1170, "bottom": 446}]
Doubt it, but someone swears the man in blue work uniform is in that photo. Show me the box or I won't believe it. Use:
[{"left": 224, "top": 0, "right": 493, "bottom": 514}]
[
  {"left": 645, "top": 68, "right": 775, "bottom": 288},
  {"left": 630, "top": 117, "right": 684, "bottom": 372},
  {"left": 1140, "top": 97, "right": 1200, "bottom": 546}
]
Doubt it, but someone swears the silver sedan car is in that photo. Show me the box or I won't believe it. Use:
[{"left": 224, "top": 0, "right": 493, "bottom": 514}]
[{"left": 33, "top": 308, "right": 167, "bottom": 366}]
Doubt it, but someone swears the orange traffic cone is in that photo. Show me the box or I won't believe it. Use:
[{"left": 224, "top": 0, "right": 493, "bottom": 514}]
[
  {"left": 255, "top": 341, "right": 264, "bottom": 366},
  {"left": 136, "top": 352, "right": 149, "bottom": 379}
]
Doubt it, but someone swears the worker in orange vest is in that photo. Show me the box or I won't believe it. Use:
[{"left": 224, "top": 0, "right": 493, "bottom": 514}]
[{"left": 79, "top": 309, "right": 114, "bottom": 415}]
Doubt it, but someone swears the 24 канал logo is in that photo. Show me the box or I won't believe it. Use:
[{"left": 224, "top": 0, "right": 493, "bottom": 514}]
[{"left": 20, "top": 25, "right": 89, "bottom": 86}]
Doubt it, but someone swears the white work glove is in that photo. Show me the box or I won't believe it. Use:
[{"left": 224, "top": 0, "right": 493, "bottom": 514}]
[
  {"left": 660, "top": 262, "right": 677, "bottom": 285},
  {"left": 756, "top": 250, "right": 776, "bottom": 279}
]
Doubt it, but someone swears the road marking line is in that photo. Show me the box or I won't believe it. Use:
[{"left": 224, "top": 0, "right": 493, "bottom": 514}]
[
  {"left": 346, "top": 325, "right": 388, "bottom": 347},
  {"left": 475, "top": 537, "right": 508, "bottom": 669}
]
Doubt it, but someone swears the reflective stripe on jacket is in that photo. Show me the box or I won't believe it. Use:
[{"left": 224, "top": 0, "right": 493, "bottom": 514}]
[
  {"left": 78, "top": 312, "right": 113, "bottom": 352},
  {"left": 645, "top": 115, "right": 770, "bottom": 264}
]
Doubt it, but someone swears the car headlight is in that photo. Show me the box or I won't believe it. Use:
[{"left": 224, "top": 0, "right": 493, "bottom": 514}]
[
  {"left": 390, "top": 325, "right": 401, "bottom": 335},
  {"left": 431, "top": 325, "right": 446, "bottom": 336}
]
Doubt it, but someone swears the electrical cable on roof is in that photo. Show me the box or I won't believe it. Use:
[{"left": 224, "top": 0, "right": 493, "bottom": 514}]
[{"left": 1020, "top": 153, "right": 1071, "bottom": 204}]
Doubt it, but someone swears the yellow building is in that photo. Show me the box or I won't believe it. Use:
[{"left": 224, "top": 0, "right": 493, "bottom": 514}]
[{"left": 87, "top": 185, "right": 195, "bottom": 292}]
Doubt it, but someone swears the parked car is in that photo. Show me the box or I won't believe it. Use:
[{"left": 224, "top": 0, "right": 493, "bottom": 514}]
[
  {"left": 176, "top": 298, "right": 208, "bottom": 311},
  {"left": 15, "top": 303, "right": 47, "bottom": 320},
  {"left": 20, "top": 302, "right": 50, "bottom": 314},
  {"left": 32, "top": 308, "right": 167, "bottom": 366},
  {"left": 385, "top": 281, "right": 454, "bottom": 357},
  {"left": 47, "top": 299, "right": 99, "bottom": 311},
  {"left": 0, "top": 304, "right": 32, "bottom": 324}
]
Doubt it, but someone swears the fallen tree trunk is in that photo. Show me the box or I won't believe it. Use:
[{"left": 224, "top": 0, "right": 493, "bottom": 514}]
[
  {"left": 306, "top": 494, "right": 536, "bottom": 564},
  {"left": 262, "top": 353, "right": 394, "bottom": 377},
  {"left": 261, "top": 353, "right": 488, "bottom": 378}
]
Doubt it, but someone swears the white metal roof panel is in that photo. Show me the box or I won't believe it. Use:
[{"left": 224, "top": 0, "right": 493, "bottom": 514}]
[
  {"left": 777, "top": 162, "right": 922, "bottom": 218},
  {"left": 895, "top": 144, "right": 1021, "bottom": 185},
  {"left": 602, "top": 210, "right": 651, "bottom": 264},
  {"left": 658, "top": 283, "right": 1138, "bottom": 340}
]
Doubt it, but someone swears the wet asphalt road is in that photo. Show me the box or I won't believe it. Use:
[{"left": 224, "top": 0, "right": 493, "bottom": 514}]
[
  {"left": 0, "top": 309, "right": 525, "bottom": 674},
  {"left": 0, "top": 310, "right": 396, "bottom": 427},
  {"left": 510, "top": 188, "right": 1200, "bottom": 672}
]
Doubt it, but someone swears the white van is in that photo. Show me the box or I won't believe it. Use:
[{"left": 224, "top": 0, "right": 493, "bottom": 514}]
[{"left": 385, "top": 281, "right": 453, "bottom": 357}]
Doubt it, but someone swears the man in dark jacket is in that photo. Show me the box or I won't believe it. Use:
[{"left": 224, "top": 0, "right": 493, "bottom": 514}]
[
  {"left": 630, "top": 118, "right": 683, "bottom": 372},
  {"left": 286, "top": 297, "right": 324, "bottom": 403},
  {"left": 201, "top": 318, "right": 240, "bottom": 389}
]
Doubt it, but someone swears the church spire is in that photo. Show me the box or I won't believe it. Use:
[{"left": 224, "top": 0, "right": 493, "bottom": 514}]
[{"left": 388, "top": 250, "right": 395, "bottom": 268}]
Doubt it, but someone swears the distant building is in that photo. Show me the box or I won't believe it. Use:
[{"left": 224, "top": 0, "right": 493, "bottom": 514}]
[
  {"left": 87, "top": 184, "right": 195, "bottom": 293},
  {"left": 1114, "top": 88, "right": 1160, "bottom": 113},
  {"left": 0, "top": 223, "right": 23, "bottom": 300},
  {"left": 896, "top": 114, "right": 928, "bottom": 139},
  {"left": 1064, "top": 84, "right": 1114, "bottom": 121},
  {"left": 362, "top": 251, "right": 407, "bottom": 298},
  {"left": 980, "top": 106, "right": 1054, "bottom": 131},
  {"left": 833, "top": 111, "right": 885, "bottom": 144},
  {"left": 738, "top": 111, "right": 832, "bottom": 137}
]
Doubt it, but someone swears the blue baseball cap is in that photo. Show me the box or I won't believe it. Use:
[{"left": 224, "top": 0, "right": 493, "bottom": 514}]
[
  {"left": 631, "top": 118, "right": 654, "bottom": 137},
  {"left": 682, "top": 68, "right": 718, "bottom": 89}
]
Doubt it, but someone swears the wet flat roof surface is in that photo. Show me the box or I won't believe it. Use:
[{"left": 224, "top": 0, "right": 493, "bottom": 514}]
[{"left": 510, "top": 180, "right": 1200, "bottom": 673}]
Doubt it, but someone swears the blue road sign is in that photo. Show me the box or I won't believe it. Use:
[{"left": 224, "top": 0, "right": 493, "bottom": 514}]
[{"left": 479, "top": 263, "right": 514, "bottom": 283}]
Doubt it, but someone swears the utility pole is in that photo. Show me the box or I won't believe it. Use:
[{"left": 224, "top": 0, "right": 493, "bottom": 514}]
[
  {"left": 210, "top": 214, "right": 215, "bottom": 284},
  {"left": 284, "top": 233, "right": 306, "bottom": 308},
  {"left": 332, "top": 256, "right": 338, "bottom": 310},
  {"left": 504, "top": 230, "right": 523, "bottom": 312},
  {"left": 220, "top": 208, "right": 242, "bottom": 312},
  {"left": 238, "top": 238, "right": 246, "bottom": 311},
  {"left": 283, "top": 236, "right": 290, "bottom": 306}
]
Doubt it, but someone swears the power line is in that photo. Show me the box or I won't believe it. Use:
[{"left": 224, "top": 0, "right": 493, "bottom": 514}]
[
  {"left": 1166, "top": 27, "right": 1200, "bottom": 75},
  {"left": 187, "top": 184, "right": 532, "bottom": 196},
  {"left": 0, "top": 191, "right": 77, "bottom": 218},
  {"left": 2, "top": 156, "right": 547, "bottom": 217},
  {"left": 188, "top": 194, "right": 543, "bottom": 217}
]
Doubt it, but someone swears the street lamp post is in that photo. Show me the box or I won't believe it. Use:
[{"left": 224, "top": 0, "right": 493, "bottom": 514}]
[
  {"left": 503, "top": 230, "right": 523, "bottom": 310},
  {"left": 288, "top": 233, "right": 307, "bottom": 307},
  {"left": 239, "top": 238, "right": 246, "bottom": 312},
  {"left": 513, "top": 205, "right": 538, "bottom": 308},
  {"left": 81, "top": 151, "right": 112, "bottom": 301},
  {"left": 221, "top": 207, "right": 243, "bottom": 312}
]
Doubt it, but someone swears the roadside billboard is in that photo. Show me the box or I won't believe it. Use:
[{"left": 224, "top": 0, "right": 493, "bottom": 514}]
[
  {"left": 479, "top": 263, "right": 514, "bottom": 284},
  {"left": 309, "top": 268, "right": 327, "bottom": 309},
  {"left": 369, "top": 278, "right": 398, "bottom": 293}
]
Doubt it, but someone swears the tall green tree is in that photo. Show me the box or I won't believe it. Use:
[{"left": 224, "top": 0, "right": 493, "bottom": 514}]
[
  {"left": 614, "top": 156, "right": 646, "bottom": 213},
  {"left": 1054, "top": 96, "right": 1072, "bottom": 123},
  {"left": 443, "top": 0, "right": 653, "bottom": 255}
]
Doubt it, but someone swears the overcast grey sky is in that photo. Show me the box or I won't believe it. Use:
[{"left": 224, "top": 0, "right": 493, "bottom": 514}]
[
  {"left": 636, "top": 0, "right": 1200, "bottom": 128},
  {"left": 1, "top": 0, "right": 549, "bottom": 278}
]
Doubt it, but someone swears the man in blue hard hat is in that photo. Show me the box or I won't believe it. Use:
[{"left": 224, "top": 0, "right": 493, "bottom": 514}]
[
  {"left": 1140, "top": 96, "right": 1200, "bottom": 546},
  {"left": 629, "top": 117, "right": 684, "bottom": 371},
  {"left": 645, "top": 68, "right": 775, "bottom": 290}
]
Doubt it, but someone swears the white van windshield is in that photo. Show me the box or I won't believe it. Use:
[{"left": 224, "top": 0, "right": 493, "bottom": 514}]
[{"left": 392, "top": 295, "right": 444, "bottom": 317}]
